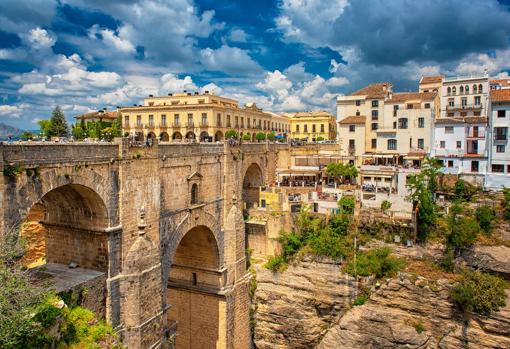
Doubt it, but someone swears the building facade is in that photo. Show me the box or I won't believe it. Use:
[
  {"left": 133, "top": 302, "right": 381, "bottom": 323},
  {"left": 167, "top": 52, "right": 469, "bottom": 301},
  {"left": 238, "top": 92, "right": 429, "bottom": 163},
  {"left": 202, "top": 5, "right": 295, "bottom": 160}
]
[
  {"left": 287, "top": 111, "right": 337, "bottom": 141},
  {"left": 120, "top": 92, "right": 290, "bottom": 142},
  {"left": 433, "top": 75, "right": 489, "bottom": 177}
]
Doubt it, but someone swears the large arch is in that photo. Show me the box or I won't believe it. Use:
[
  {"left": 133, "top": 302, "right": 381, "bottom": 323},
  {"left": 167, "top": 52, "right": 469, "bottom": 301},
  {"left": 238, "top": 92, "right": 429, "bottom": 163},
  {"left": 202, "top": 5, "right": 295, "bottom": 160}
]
[
  {"left": 185, "top": 131, "right": 196, "bottom": 140},
  {"left": 214, "top": 130, "right": 223, "bottom": 142},
  {"left": 199, "top": 131, "right": 209, "bottom": 142},
  {"left": 242, "top": 163, "right": 264, "bottom": 209},
  {"left": 167, "top": 225, "right": 221, "bottom": 349}
]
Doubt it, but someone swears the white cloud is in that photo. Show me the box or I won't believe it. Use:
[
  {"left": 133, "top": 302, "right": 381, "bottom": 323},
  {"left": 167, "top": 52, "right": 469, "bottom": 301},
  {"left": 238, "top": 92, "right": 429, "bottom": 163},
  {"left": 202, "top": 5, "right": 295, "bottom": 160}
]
[
  {"left": 24, "top": 27, "right": 56, "bottom": 49},
  {"left": 454, "top": 49, "right": 510, "bottom": 76},
  {"left": 256, "top": 70, "right": 293, "bottom": 98},
  {"left": 88, "top": 25, "right": 136, "bottom": 54},
  {"left": 228, "top": 28, "right": 248, "bottom": 43},
  {"left": 200, "top": 45, "right": 262, "bottom": 75},
  {"left": 159, "top": 73, "right": 197, "bottom": 94},
  {"left": 284, "top": 62, "right": 314, "bottom": 82},
  {"left": 0, "top": 104, "right": 28, "bottom": 118},
  {"left": 327, "top": 76, "right": 349, "bottom": 87}
]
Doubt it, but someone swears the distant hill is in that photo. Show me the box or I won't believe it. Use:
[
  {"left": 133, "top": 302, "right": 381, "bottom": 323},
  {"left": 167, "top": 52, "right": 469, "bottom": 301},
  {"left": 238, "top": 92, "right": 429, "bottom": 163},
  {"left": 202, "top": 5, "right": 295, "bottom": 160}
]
[{"left": 0, "top": 122, "right": 25, "bottom": 140}]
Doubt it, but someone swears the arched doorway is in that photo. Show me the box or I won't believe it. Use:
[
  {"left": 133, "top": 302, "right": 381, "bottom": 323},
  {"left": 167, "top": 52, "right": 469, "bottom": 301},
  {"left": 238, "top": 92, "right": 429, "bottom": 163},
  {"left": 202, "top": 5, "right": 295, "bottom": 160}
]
[
  {"left": 167, "top": 226, "right": 220, "bottom": 349},
  {"left": 185, "top": 132, "right": 196, "bottom": 140},
  {"left": 160, "top": 132, "right": 169, "bottom": 142},
  {"left": 147, "top": 132, "right": 157, "bottom": 140},
  {"left": 135, "top": 131, "right": 144, "bottom": 142},
  {"left": 199, "top": 131, "right": 209, "bottom": 142},
  {"left": 252, "top": 133, "right": 256, "bottom": 142},
  {"left": 243, "top": 163, "right": 264, "bottom": 209},
  {"left": 214, "top": 131, "right": 223, "bottom": 142},
  {"left": 19, "top": 184, "right": 110, "bottom": 316},
  {"left": 172, "top": 132, "right": 183, "bottom": 141}
]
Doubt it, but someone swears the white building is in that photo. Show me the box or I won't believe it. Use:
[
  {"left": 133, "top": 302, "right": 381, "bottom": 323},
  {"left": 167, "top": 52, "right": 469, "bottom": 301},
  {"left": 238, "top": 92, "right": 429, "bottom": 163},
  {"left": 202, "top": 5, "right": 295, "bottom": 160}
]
[{"left": 433, "top": 74, "right": 489, "bottom": 180}]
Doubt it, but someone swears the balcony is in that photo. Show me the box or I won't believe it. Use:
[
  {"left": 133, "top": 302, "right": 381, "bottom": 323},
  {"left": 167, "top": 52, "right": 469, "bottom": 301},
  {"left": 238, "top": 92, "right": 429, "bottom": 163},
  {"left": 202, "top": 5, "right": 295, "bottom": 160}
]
[
  {"left": 348, "top": 146, "right": 355, "bottom": 155},
  {"left": 172, "top": 122, "right": 181, "bottom": 128},
  {"left": 186, "top": 122, "right": 194, "bottom": 128},
  {"left": 200, "top": 121, "right": 208, "bottom": 127},
  {"left": 494, "top": 135, "right": 508, "bottom": 142},
  {"left": 466, "top": 130, "right": 485, "bottom": 139},
  {"left": 466, "top": 141, "right": 480, "bottom": 155},
  {"left": 159, "top": 123, "right": 168, "bottom": 128},
  {"left": 446, "top": 103, "right": 482, "bottom": 111}
]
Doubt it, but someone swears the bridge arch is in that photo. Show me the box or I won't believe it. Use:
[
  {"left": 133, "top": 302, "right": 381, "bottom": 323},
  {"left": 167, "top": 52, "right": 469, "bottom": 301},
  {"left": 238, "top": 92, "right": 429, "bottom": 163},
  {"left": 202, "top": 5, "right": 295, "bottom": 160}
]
[{"left": 242, "top": 163, "right": 264, "bottom": 209}]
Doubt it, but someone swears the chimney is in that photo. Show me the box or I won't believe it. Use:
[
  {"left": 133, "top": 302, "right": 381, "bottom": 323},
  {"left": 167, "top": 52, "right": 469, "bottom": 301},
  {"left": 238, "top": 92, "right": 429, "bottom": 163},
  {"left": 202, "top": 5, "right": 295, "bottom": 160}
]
[
  {"left": 103, "top": 107, "right": 107, "bottom": 111},
  {"left": 205, "top": 90, "right": 209, "bottom": 94},
  {"left": 149, "top": 94, "right": 153, "bottom": 97},
  {"left": 183, "top": 90, "right": 187, "bottom": 93},
  {"left": 194, "top": 92, "right": 199, "bottom": 95},
  {"left": 187, "top": 92, "right": 191, "bottom": 96},
  {"left": 168, "top": 93, "right": 173, "bottom": 96}
]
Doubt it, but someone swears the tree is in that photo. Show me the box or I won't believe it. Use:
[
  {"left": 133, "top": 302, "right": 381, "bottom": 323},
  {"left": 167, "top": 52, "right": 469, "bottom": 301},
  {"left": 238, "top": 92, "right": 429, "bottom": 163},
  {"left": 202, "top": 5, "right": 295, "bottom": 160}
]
[
  {"left": 242, "top": 134, "right": 251, "bottom": 141},
  {"left": 267, "top": 132, "right": 275, "bottom": 141},
  {"left": 326, "top": 163, "right": 358, "bottom": 184},
  {"left": 381, "top": 200, "right": 392, "bottom": 213},
  {"left": 447, "top": 202, "right": 480, "bottom": 253},
  {"left": 72, "top": 124, "right": 85, "bottom": 140},
  {"left": 37, "top": 120, "right": 51, "bottom": 138},
  {"left": 338, "top": 196, "right": 355, "bottom": 214},
  {"left": 475, "top": 206, "right": 495, "bottom": 233},
  {"left": 225, "top": 129, "right": 238, "bottom": 139},
  {"left": 255, "top": 132, "right": 266, "bottom": 142},
  {"left": 48, "top": 106, "right": 68, "bottom": 137},
  {"left": 21, "top": 132, "right": 34, "bottom": 141}
]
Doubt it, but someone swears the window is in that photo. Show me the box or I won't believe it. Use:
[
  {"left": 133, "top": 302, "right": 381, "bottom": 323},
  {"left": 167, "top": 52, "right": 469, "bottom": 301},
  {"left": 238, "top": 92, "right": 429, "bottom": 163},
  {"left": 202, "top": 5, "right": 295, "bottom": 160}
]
[
  {"left": 136, "top": 115, "right": 141, "bottom": 127},
  {"left": 407, "top": 103, "right": 413, "bottom": 109},
  {"left": 356, "top": 111, "right": 360, "bottom": 116},
  {"left": 474, "top": 96, "right": 481, "bottom": 105},
  {"left": 191, "top": 183, "right": 199, "bottom": 204},
  {"left": 474, "top": 111, "right": 481, "bottom": 116},
  {"left": 295, "top": 125, "right": 300, "bottom": 132},
  {"left": 418, "top": 117, "right": 425, "bottom": 128},
  {"left": 447, "top": 87, "right": 451, "bottom": 95},
  {"left": 460, "top": 86, "right": 464, "bottom": 94},
  {"left": 236, "top": 116, "right": 240, "bottom": 128},
  {"left": 187, "top": 113, "right": 193, "bottom": 126},
  {"left": 312, "top": 124, "right": 316, "bottom": 132},
  {"left": 227, "top": 115, "right": 231, "bottom": 127},
  {"left": 320, "top": 124, "right": 325, "bottom": 132},
  {"left": 124, "top": 115, "right": 129, "bottom": 126},
  {"left": 424, "top": 103, "right": 430, "bottom": 109},
  {"left": 465, "top": 85, "right": 469, "bottom": 94},
  {"left": 417, "top": 138, "right": 424, "bottom": 149},
  {"left": 261, "top": 199, "right": 266, "bottom": 208},
  {"left": 495, "top": 127, "right": 508, "bottom": 141},
  {"left": 445, "top": 126, "right": 454, "bottom": 134},
  {"left": 161, "top": 114, "right": 167, "bottom": 127},
  {"left": 348, "top": 139, "right": 355, "bottom": 149},
  {"left": 398, "top": 118, "right": 408, "bottom": 129},
  {"left": 372, "top": 100, "right": 379, "bottom": 108},
  {"left": 371, "top": 138, "right": 377, "bottom": 148},
  {"left": 448, "top": 160, "right": 454, "bottom": 168},
  {"left": 387, "top": 139, "right": 397, "bottom": 150},
  {"left": 452, "top": 86, "right": 456, "bottom": 95},
  {"left": 393, "top": 121, "right": 397, "bottom": 129},
  {"left": 473, "top": 84, "right": 477, "bottom": 93},
  {"left": 461, "top": 97, "right": 467, "bottom": 107},
  {"left": 478, "top": 84, "right": 483, "bottom": 93},
  {"left": 349, "top": 125, "right": 355, "bottom": 132},
  {"left": 471, "top": 160, "right": 479, "bottom": 173},
  {"left": 393, "top": 105, "right": 399, "bottom": 117},
  {"left": 498, "top": 110, "right": 506, "bottom": 118},
  {"left": 371, "top": 123, "right": 378, "bottom": 130},
  {"left": 355, "top": 100, "right": 361, "bottom": 106},
  {"left": 174, "top": 114, "right": 180, "bottom": 126},
  {"left": 304, "top": 124, "right": 308, "bottom": 132},
  {"left": 448, "top": 98, "right": 454, "bottom": 107},
  {"left": 201, "top": 113, "right": 207, "bottom": 126},
  {"left": 372, "top": 110, "right": 378, "bottom": 120},
  {"left": 456, "top": 141, "right": 462, "bottom": 149},
  {"left": 217, "top": 113, "right": 222, "bottom": 126},
  {"left": 496, "top": 144, "right": 506, "bottom": 153},
  {"left": 440, "top": 140, "right": 445, "bottom": 148},
  {"left": 492, "top": 164, "right": 505, "bottom": 173},
  {"left": 447, "top": 112, "right": 454, "bottom": 117}
]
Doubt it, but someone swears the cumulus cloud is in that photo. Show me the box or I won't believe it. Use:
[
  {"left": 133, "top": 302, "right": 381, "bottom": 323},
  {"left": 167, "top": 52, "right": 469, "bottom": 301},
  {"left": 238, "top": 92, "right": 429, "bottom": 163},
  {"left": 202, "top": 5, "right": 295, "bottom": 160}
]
[
  {"left": 23, "top": 27, "right": 56, "bottom": 49},
  {"left": 200, "top": 45, "right": 262, "bottom": 75},
  {"left": 88, "top": 25, "right": 136, "bottom": 54},
  {"left": 159, "top": 74, "right": 198, "bottom": 94},
  {"left": 228, "top": 28, "right": 248, "bottom": 43},
  {"left": 0, "top": 104, "right": 28, "bottom": 118}
]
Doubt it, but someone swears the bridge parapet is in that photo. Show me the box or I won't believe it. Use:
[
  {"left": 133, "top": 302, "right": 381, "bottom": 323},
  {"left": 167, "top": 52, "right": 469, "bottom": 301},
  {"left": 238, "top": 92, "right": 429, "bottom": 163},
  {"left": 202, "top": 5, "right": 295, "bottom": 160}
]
[{"left": 1, "top": 142, "right": 120, "bottom": 166}]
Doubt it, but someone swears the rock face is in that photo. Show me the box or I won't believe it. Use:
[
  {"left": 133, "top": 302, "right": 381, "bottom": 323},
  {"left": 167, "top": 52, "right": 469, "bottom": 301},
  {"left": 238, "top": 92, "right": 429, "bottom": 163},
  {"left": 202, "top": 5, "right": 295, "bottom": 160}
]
[
  {"left": 318, "top": 273, "right": 510, "bottom": 349},
  {"left": 464, "top": 245, "right": 510, "bottom": 278},
  {"left": 253, "top": 256, "right": 358, "bottom": 349}
]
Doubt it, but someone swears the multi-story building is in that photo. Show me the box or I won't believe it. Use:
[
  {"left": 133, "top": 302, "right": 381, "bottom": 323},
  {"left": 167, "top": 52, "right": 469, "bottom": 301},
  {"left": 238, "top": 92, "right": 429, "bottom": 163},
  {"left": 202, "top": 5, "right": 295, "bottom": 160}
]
[
  {"left": 418, "top": 75, "right": 442, "bottom": 93},
  {"left": 120, "top": 91, "right": 290, "bottom": 142},
  {"left": 486, "top": 88, "right": 510, "bottom": 188},
  {"left": 287, "top": 111, "right": 337, "bottom": 141},
  {"left": 433, "top": 75, "right": 489, "bottom": 177},
  {"left": 337, "top": 83, "right": 393, "bottom": 155}
]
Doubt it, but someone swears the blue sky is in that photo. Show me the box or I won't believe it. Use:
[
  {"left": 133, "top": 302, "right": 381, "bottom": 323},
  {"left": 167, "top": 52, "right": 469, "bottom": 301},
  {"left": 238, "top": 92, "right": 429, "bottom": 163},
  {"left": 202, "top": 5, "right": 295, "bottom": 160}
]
[{"left": 1, "top": 0, "right": 510, "bottom": 129}]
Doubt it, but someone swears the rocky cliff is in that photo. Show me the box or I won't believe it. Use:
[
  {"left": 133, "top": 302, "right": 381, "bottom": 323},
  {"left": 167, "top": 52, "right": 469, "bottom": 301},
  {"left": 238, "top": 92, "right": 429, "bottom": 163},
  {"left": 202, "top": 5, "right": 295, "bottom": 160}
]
[{"left": 253, "top": 249, "right": 510, "bottom": 349}]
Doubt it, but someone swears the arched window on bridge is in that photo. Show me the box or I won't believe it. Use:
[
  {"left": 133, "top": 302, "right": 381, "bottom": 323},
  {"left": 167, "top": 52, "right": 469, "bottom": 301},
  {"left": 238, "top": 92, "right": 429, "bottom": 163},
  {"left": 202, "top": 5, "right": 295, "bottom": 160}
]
[{"left": 191, "top": 183, "right": 199, "bottom": 205}]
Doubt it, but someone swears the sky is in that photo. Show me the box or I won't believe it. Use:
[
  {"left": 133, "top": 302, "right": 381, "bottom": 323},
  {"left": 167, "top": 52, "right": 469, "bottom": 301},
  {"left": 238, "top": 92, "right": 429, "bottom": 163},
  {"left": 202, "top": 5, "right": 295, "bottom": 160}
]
[{"left": 1, "top": 0, "right": 510, "bottom": 129}]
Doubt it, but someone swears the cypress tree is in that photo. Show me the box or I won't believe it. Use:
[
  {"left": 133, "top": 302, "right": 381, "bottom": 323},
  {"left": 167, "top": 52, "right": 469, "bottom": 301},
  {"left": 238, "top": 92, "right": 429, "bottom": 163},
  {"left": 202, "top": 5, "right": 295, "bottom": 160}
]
[{"left": 48, "top": 106, "right": 69, "bottom": 137}]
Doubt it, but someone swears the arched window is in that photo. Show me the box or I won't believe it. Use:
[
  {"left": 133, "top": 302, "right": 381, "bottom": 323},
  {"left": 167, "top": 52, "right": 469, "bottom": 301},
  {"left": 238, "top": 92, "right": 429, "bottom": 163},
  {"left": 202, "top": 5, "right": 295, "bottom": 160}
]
[
  {"left": 478, "top": 84, "right": 483, "bottom": 93},
  {"left": 460, "top": 86, "right": 464, "bottom": 94},
  {"left": 452, "top": 86, "right": 456, "bottom": 95},
  {"left": 465, "top": 85, "right": 469, "bottom": 94},
  {"left": 473, "top": 84, "right": 477, "bottom": 93},
  {"left": 447, "top": 87, "right": 451, "bottom": 95},
  {"left": 191, "top": 183, "right": 199, "bottom": 205}
]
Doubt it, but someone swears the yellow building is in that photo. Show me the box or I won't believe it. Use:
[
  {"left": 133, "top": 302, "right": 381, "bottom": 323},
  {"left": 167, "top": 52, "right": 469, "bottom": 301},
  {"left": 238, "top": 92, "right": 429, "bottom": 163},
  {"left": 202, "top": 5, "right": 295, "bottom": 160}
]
[
  {"left": 286, "top": 111, "right": 337, "bottom": 141},
  {"left": 120, "top": 92, "right": 290, "bottom": 142}
]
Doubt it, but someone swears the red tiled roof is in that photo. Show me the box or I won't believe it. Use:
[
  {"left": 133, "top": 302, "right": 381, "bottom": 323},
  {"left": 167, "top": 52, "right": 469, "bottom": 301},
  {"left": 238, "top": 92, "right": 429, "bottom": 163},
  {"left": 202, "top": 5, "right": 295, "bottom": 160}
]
[
  {"left": 339, "top": 115, "right": 366, "bottom": 125},
  {"left": 435, "top": 118, "right": 464, "bottom": 124},
  {"left": 387, "top": 92, "right": 436, "bottom": 103},
  {"left": 420, "top": 75, "right": 443, "bottom": 84},
  {"left": 350, "top": 83, "right": 392, "bottom": 99},
  {"left": 464, "top": 117, "right": 487, "bottom": 124},
  {"left": 490, "top": 79, "right": 510, "bottom": 87},
  {"left": 491, "top": 89, "right": 510, "bottom": 102},
  {"left": 75, "top": 110, "right": 119, "bottom": 120}
]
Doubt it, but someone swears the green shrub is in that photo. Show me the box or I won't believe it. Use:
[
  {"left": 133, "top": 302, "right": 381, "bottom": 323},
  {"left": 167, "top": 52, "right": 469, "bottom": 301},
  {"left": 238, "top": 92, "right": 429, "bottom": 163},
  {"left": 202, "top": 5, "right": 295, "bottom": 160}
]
[
  {"left": 450, "top": 270, "right": 507, "bottom": 315},
  {"left": 345, "top": 247, "right": 405, "bottom": 278},
  {"left": 440, "top": 247, "right": 455, "bottom": 272},
  {"left": 381, "top": 200, "right": 392, "bottom": 213},
  {"left": 447, "top": 204, "right": 480, "bottom": 251},
  {"left": 414, "top": 322, "right": 425, "bottom": 334},
  {"left": 278, "top": 231, "right": 304, "bottom": 259},
  {"left": 242, "top": 134, "right": 251, "bottom": 141},
  {"left": 255, "top": 132, "right": 266, "bottom": 141},
  {"left": 3, "top": 165, "right": 23, "bottom": 179},
  {"left": 475, "top": 206, "right": 495, "bottom": 233},
  {"left": 502, "top": 188, "right": 510, "bottom": 220},
  {"left": 338, "top": 196, "right": 355, "bottom": 214},
  {"left": 329, "top": 214, "right": 350, "bottom": 236},
  {"left": 267, "top": 133, "right": 275, "bottom": 141},
  {"left": 265, "top": 255, "right": 286, "bottom": 272},
  {"left": 308, "top": 227, "right": 348, "bottom": 258},
  {"left": 316, "top": 136, "right": 324, "bottom": 142},
  {"left": 225, "top": 129, "right": 238, "bottom": 139}
]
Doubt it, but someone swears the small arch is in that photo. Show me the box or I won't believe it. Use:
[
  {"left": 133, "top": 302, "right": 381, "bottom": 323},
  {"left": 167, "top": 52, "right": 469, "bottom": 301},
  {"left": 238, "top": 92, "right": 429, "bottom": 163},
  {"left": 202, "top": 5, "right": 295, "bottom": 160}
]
[
  {"left": 199, "top": 131, "right": 209, "bottom": 142},
  {"left": 185, "top": 131, "right": 196, "bottom": 140},
  {"left": 465, "top": 85, "right": 469, "bottom": 94},
  {"left": 478, "top": 84, "right": 483, "bottom": 92},
  {"left": 214, "top": 130, "right": 223, "bottom": 142},
  {"left": 459, "top": 86, "right": 464, "bottom": 94},
  {"left": 473, "top": 84, "right": 477, "bottom": 93},
  {"left": 452, "top": 86, "right": 456, "bottom": 95},
  {"left": 160, "top": 132, "right": 169, "bottom": 142},
  {"left": 172, "top": 131, "right": 183, "bottom": 141},
  {"left": 190, "top": 183, "right": 199, "bottom": 205},
  {"left": 447, "top": 87, "right": 451, "bottom": 95}
]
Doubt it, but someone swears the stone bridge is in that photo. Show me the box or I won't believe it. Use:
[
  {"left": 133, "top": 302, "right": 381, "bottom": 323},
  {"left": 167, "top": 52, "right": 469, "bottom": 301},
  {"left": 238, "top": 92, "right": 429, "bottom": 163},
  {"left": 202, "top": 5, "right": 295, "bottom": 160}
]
[{"left": 0, "top": 139, "right": 292, "bottom": 349}]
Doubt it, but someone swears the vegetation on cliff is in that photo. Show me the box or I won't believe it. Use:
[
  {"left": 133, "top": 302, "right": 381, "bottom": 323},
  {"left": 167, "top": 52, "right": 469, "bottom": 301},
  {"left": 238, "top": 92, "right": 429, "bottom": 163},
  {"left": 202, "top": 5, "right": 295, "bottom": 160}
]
[{"left": 0, "top": 227, "right": 121, "bottom": 349}]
